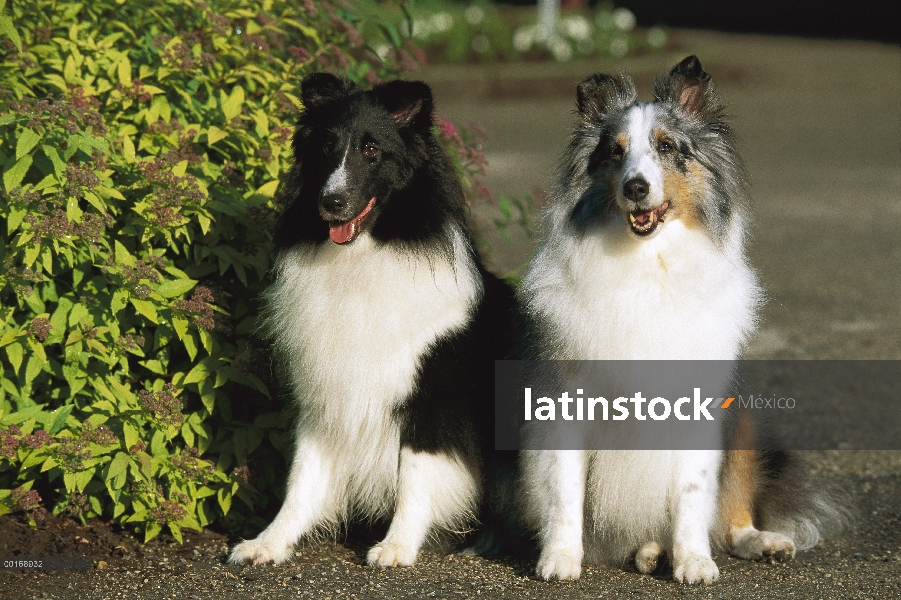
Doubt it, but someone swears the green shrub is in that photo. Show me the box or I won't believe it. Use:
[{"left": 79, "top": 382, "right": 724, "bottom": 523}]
[{"left": 0, "top": 0, "right": 456, "bottom": 542}]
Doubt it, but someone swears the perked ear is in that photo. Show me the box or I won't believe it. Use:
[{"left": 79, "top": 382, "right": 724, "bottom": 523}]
[
  {"left": 660, "top": 55, "right": 712, "bottom": 115},
  {"left": 301, "top": 72, "right": 354, "bottom": 108},
  {"left": 576, "top": 73, "right": 637, "bottom": 118},
  {"left": 372, "top": 80, "right": 433, "bottom": 128}
]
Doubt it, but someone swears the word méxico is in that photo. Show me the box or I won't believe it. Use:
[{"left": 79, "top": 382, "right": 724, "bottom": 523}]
[{"left": 523, "top": 388, "right": 727, "bottom": 422}]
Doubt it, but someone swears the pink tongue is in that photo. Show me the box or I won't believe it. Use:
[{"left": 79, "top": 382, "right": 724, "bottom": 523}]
[
  {"left": 632, "top": 211, "right": 652, "bottom": 224},
  {"left": 328, "top": 197, "right": 376, "bottom": 244},
  {"left": 329, "top": 221, "right": 356, "bottom": 244}
]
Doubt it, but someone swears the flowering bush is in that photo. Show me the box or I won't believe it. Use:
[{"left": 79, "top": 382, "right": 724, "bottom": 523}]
[{"left": 0, "top": 0, "right": 487, "bottom": 541}]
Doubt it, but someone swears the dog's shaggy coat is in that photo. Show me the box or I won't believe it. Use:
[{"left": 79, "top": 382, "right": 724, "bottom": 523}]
[
  {"left": 229, "top": 73, "right": 513, "bottom": 567},
  {"left": 517, "top": 56, "right": 846, "bottom": 584}
]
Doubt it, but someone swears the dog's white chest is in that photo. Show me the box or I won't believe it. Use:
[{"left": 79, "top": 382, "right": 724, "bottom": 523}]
[
  {"left": 523, "top": 219, "right": 760, "bottom": 360},
  {"left": 267, "top": 232, "right": 481, "bottom": 413}
]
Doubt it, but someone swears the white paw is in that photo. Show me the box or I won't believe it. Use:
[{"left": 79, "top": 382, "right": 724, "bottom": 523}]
[
  {"left": 228, "top": 537, "right": 294, "bottom": 565},
  {"left": 536, "top": 548, "right": 583, "bottom": 581},
  {"left": 635, "top": 541, "right": 663, "bottom": 575},
  {"left": 366, "top": 542, "right": 418, "bottom": 567},
  {"left": 732, "top": 530, "right": 796, "bottom": 563},
  {"left": 673, "top": 554, "right": 719, "bottom": 585}
]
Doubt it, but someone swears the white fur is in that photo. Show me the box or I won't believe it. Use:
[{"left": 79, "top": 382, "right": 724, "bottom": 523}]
[
  {"left": 229, "top": 228, "right": 482, "bottom": 565},
  {"left": 621, "top": 105, "right": 665, "bottom": 205},
  {"left": 519, "top": 111, "right": 761, "bottom": 582},
  {"left": 367, "top": 448, "right": 480, "bottom": 567},
  {"left": 322, "top": 145, "right": 350, "bottom": 196}
]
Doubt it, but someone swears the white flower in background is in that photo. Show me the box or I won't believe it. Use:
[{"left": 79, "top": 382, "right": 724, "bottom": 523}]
[
  {"left": 471, "top": 34, "right": 490, "bottom": 53},
  {"left": 647, "top": 26, "right": 667, "bottom": 49},
  {"left": 464, "top": 6, "right": 486, "bottom": 26},
  {"left": 610, "top": 36, "right": 628, "bottom": 58},
  {"left": 374, "top": 43, "right": 392, "bottom": 62},
  {"left": 513, "top": 25, "right": 536, "bottom": 52},
  {"left": 411, "top": 17, "right": 433, "bottom": 40},
  {"left": 547, "top": 35, "right": 573, "bottom": 62},
  {"left": 561, "top": 15, "right": 591, "bottom": 41},
  {"left": 432, "top": 12, "right": 454, "bottom": 33},
  {"left": 612, "top": 7, "right": 636, "bottom": 32}
]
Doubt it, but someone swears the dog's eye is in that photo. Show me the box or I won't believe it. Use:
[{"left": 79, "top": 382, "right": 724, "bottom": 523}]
[
  {"left": 610, "top": 145, "right": 624, "bottom": 160},
  {"left": 322, "top": 142, "right": 334, "bottom": 156},
  {"left": 659, "top": 140, "right": 675, "bottom": 154},
  {"left": 362, "top": 142, "right": 379, "bottom": 158}
]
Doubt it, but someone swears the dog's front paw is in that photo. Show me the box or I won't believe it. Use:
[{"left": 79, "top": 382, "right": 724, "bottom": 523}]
[
  {"left": 367, "top": 542, "right": 418, "bottom": 567},
  {"left": 732, "top": 530, "right": 795, "bottom": 563},
  {"left": 229, "top": 538, "right": 294, "bottom": 565},
  {"left": 536, "top": 548, "right": 582, "bottom": 581},
  {"left": 673, "top": 554, "right": 719, "bottom": 585},
  {"left": 635, "top": 541, "right": 663, "bottom": 574}
]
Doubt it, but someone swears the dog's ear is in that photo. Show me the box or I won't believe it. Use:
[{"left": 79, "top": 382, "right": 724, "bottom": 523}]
[
  {"left": 576, "top": 73, "right": 636, "bottom": 118},
  {"left": 372, "top": 80, "right": 434, "bottom": 128},
  {"left": 657, "top": 55, "right": 712, "bottom": 115},
  {"left": 301, "top": 72, "right": 354, "bottom": 108}
]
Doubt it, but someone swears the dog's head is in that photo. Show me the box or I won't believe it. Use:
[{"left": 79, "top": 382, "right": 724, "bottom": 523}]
[
  {"left": 572, "top": 56, "right": 743, "bottom": 240},
  {"left": 294, "top": 73, "right": 435, "bottom": 244}
]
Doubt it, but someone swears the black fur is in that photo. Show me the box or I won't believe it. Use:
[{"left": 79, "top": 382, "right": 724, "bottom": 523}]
[
  {"left": 275, "top": 73, "right": 468, "bottom": 259},
  {"left": 275, "top": 73, "right": 517, "bottom": 541}
]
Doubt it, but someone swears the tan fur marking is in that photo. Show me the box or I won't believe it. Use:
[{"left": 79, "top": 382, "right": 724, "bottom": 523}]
[
  {"left": 719, "top": 411, "right": 759, "bottom": 546},
  {"left": 661, "top": 161, "right": 707, "bottom": 230}
]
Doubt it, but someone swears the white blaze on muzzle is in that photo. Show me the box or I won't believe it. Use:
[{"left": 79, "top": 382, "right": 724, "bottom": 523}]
[
  {"left": 323, "top": 144, "right": 351, "bottom": 196},
  {"left": 620, "top": 105, "right": 664, "bottom": 207}
]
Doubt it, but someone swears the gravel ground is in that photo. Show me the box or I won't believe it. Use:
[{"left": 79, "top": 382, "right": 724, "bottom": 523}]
[{"left": 2, "top": 28, "right": 899, "bottom": 600}]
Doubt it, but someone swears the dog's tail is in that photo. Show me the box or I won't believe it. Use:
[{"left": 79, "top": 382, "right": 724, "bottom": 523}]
[
  {"left": 753, "top": 449, "right": 851, "bottom": 550},
  {"left": 718, "top": 409, "right": 851, "bottom": 553}
]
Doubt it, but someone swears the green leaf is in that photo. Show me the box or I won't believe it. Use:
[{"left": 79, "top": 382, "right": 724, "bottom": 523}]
[
  {"left": 16, "top": 128, "right": 42, "bottom": 160},
  {"left": 5, "top": 342, "right": 23, "bottom": 375},
  {"left": 114, "top": 240, "right": 135, "bottom": 267},
  {"left": 168, "top": 522, "right": 183, "bottom": 544},
  {"left": 217, "top": 486, "right": 232, "bottom": 515},
  {"left": 131, "top": 299, "right": 158, "bottom": 323},
  {"left": 3, "top": 154, "right": 33, "bottom": 191},
  {"left": 122, "top": 135, "right": 136, "bottom": 163},
  {"left": 75, "top": 468, "right": 95, "bottom": 492},
  {"left": 206, "top": 126, "right": 227, "bottom": 144},
  {"left": 117, "top": 56, "right": 132, "bottom": 86},
  {"left": 106, "top": 452, "right": 130, "bottom": 482},
  {"left": 0, "top": 16, "right": 22, "bottom": 53},
  {"left": 150, "top": 430, "right": 167, "bottom": 458},
  {"left": 48, "top": 405, "right": 74, "bottom": 435},
  {"left": 24, "top": 354, "right": 43, "bottom": 384},
  {"left": 6, "top": 207, "right": 26, "bottom": 235},
  {"left": 123, "top": 421, "right": 139, "bottom": 450},
  {"left": 144, "top": 522, "right": 162, "bottom": 543},
  {"left": 156, "top": 278, "right": 196, "bottom": 299},
  {"left": 221, "top": 86, "right": 245, "bottom": 121},
  {"left": 42, "top": 145, "right": 67, "bottom": 178},
  {"left": 181, "top": 422, "right": 194, "bottom": 446}
]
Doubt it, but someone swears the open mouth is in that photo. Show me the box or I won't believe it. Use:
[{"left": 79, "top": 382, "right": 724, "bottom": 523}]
[
  {"left": 328, "top": 197, "right": 376, "bottom": 244},
  {"left": 627, "top": 201, "right": 670, "bottom": 236}
]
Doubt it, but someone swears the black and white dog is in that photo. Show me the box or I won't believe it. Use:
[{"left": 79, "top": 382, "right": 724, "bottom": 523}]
[
  {"left": 517, "top": 57, "right": 845, "bottom": 584},
  {"left": 229, "top": 73, "right": 514, "bottom": 567}
]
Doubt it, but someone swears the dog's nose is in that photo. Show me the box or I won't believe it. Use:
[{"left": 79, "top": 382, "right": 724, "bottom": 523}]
[
  {"left": 320, "top": 192, "right": 348, "bottom": 213},
  {"left": 623, "top": 177, "right": 649, "bottom": 201}
]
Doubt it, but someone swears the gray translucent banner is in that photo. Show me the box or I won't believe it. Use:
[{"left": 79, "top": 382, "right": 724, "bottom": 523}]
[{"left": 495, "top": 361, "right": 901, "bottom": 450}]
